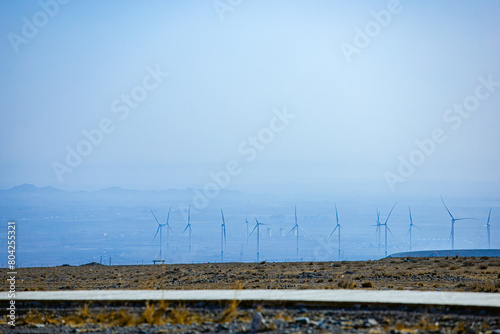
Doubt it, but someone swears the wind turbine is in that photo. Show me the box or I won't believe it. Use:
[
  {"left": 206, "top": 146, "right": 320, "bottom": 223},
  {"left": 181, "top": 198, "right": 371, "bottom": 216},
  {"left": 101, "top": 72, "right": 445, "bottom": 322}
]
[
  {"left": 440, "top": 197, "right": 475, "bottom": 250},
  {"left": 220, "top": 209, "right": 227, "bottom": 262},
  {"left": 288, "top": 206, "right": 301, "bottom": 257},
  {"left": 380, "top": 203, "right": 396, "bottom": 257},
  {"left": 182, "top": 206, "right": 192, "bottom": 253},
  {"left": 373, "top": 209, "right": 382, "bottom": 253},
  {"left": 249, "top": 217, "right": 265, "bottom": 262},
  {"left": 151, "top": 207, "right": 172, "bottom": 261},
  {"left": 485, "top": 208, "right": 492, "bottom": 249},
  {"left": 245, "top": 212, "right": 249, "bottom": 247},
  {"left": 407, "top": 206, "right": 422, "bottom": 252},
  {"left": 328, "top": 204, "right": 341, "bottom": 260}
]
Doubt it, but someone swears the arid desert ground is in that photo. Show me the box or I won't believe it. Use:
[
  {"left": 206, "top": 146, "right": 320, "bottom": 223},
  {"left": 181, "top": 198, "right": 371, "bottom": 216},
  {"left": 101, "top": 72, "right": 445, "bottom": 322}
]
[{"left": 2, "top": 257, "right": 500, "bottom": 333}]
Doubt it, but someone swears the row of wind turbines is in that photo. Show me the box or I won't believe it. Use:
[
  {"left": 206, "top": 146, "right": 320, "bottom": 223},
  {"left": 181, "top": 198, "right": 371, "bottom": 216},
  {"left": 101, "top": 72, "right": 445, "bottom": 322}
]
[
  {"left": 150, "top": 197, "right": 494, "bottom": 263},
  {"left": 369, "top": 197, "right": 493, "bottom": 257}
]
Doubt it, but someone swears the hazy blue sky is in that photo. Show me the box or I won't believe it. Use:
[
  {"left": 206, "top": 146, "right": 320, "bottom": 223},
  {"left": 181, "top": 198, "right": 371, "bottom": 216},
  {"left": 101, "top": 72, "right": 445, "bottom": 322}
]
[{"left": 1, "top": 0, "right": 499, "bottom": 193}]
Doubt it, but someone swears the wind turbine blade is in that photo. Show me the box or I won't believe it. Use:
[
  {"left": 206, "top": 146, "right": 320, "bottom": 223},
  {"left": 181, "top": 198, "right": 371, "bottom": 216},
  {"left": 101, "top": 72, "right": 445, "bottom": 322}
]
[
  {"left": 150, "top": 209, "right": 159, "bottom": 224},
  {"left": 454, "top": 218, "right": 476, "bottom": 221},
  {"left": 299, "top": 226, "right": 308, "bottom": 233},
  {"left": 221, "top": 209, "right": 225, "bottom": 224},
  {"left": 249, "top": 224, "right": 258, "bottom": 236},
  {"left": 487, "top": 208, "right": 492, "bottom": 225},
  {"left": 387, "top": 226, "right": 396, "bottom": 240},
  {"left": 440, "top": 196, "right": 455, "bottom": 220},
  {"left": 288, "top": 226, "right": 297, "bottom": 235},
  {"left": 183, "top": 225, "right": 189, "bottom": 234},
  {"left": 153, "top": 226, "right": 160, "bottom": 240},
  {"left": 384, "top": 203, "right": 397, "bottom": 225},
  {"left": 406, "top": 227, "right": 411, "bottom": 237},
  {"left": 329, "top": 225, "right": 339, "bottom": 239},
  {"left": 224, "top": 226, "right": 227, "bottom": 246},
  {"left": 188, "top": 206, "right": 191, "bottom": 224},
  {"left": 295, "top": 205, "right": 297, "bottom": 226},
  {"left": 409, "top": 206, "right": 413, "bottom": 224},
  {"left": 166, "top": 207, "right": 171, "bottom": 225},
  {"left": 414, "top": 225, "right": 423, "bottom": 232},
  {"left": 335, "top": 204, "right": 339, "bottom": 224}
]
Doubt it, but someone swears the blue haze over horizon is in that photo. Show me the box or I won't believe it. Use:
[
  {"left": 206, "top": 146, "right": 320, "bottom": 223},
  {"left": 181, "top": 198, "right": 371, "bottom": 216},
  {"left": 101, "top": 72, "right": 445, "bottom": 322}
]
[
  {"left": 0, "top": 0, "right": 499, "bottom": 195},
  {"left": 0, "top": 1, "right": 499, "bottom": 265}
]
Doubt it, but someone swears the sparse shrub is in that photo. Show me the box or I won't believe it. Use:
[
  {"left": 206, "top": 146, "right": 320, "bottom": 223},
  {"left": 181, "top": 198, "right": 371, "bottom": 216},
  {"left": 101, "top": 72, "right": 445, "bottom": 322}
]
[
  {"left": 337, "top": 278, "right": 356, "bottom": 289},
  {"left": 467, "top": 281, "right": 500, "bottom": 292},
  {"left": 218, "top": 299, "right": 240, "bottom": 323},
  {"left": 361, "top": 281, "right": 374, "bottom": 288},
  {"left": 479, "top": 264, "right": 488, "bottom": 270}
]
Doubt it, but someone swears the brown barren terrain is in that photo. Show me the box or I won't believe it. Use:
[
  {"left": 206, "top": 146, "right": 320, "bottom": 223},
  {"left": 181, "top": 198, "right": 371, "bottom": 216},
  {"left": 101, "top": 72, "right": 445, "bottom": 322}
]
[
  {"left": 2, "top": 257, "right": 500, "bottom": 333},
  {"left": 4, "top": 256, "right": 500, "bottom": 292}
]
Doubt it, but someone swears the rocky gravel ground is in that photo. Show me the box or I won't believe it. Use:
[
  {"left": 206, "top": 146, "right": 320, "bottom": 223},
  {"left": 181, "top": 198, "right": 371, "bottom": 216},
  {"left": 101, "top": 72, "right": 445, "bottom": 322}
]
[
  {"left": 2, "top": 302, "right": 500, "bottom": 333},
  {"left": 1, "top": 257, "right": 499, "bottom": 333}
]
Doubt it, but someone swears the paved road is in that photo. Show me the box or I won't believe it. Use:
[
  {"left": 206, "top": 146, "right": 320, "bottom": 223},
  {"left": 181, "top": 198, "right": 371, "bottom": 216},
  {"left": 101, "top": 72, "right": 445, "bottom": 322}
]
[{"left": 2, "top": 290, "right": 498, "bottom": 308}]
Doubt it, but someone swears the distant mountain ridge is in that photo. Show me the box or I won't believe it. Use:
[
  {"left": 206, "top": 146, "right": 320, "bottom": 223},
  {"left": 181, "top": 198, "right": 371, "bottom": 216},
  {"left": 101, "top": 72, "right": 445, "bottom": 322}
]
[
  {"left": 0, "top": 183, "right": 243, "bottom": 197},
  {"left": 0, "top": 183, "right": 246, "bottom": 211},
  {"left": 6, "top": 183, "right": 64, "bottom": 193}
]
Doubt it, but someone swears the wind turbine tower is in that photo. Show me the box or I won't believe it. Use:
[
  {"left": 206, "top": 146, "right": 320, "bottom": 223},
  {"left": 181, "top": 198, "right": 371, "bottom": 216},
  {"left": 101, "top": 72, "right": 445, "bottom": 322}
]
[
  {"left": 328, "top": 204, "right": 341, "bottom": 260},
  {"left": 289, "top": 206, "right": 300, "bottom": 257},
  {"left": 151, "top": 207, "right": 172, "bottom": 262},
  {"left": 486, "top": 208, "right": 492, "bottom": 249},
  {"left": 250, "top": 218, "right": 264, "bottom": 262},
  {"left": 408, "top": 206, "right": 422, "bottom": 252},
  {"left": 220, "top": 209, "right": 227, "bottom": 262},
  {"left": 245, "top": 213, "right": 249, "bottom": 247},
  {"left": 440, "top": 197, "right": 475, "bottom": 250},
  {"left": 182, "top": 206, "right": 192, "bottom": 253},
  {"left": 165, "top": 207, "right": 172, "bottom": 251},
  {"left": 373, "top": 210, "right": 382, "bottom": 253},
  {"left": 381, "top": 204, "right": 396, "bottom": 257}
]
